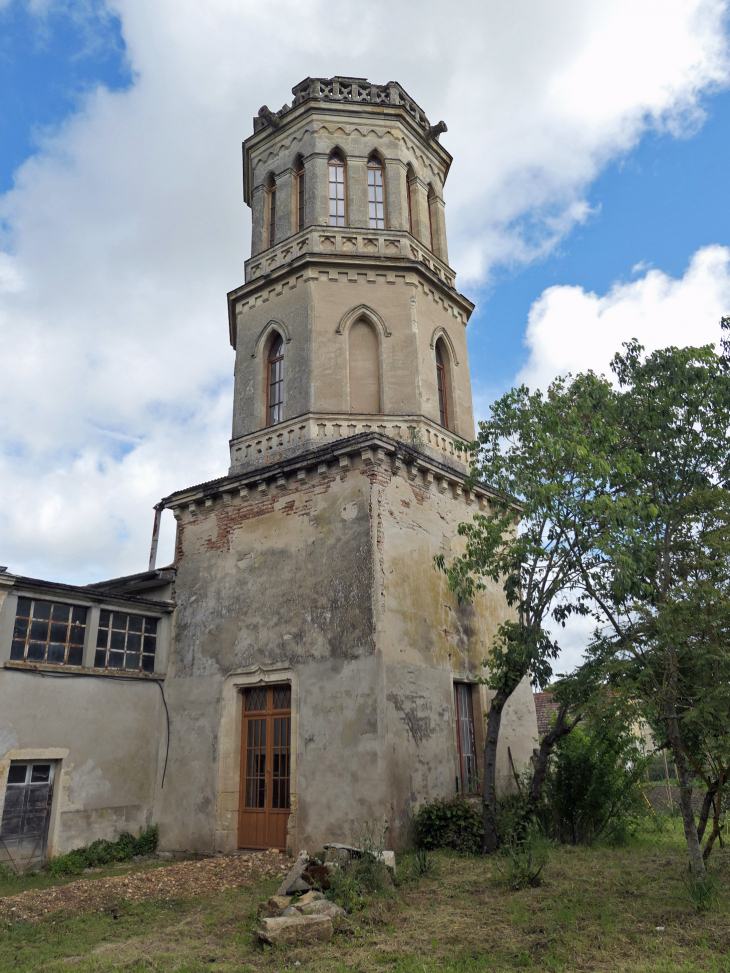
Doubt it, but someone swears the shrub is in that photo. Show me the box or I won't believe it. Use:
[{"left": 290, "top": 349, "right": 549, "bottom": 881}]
[
  {"left": 413, "top": 797, "right": 483, "bottom": 854},
  {"left": 545, "top": 726, "right": 647, "bottom": 845},
  {"left": 47, "top": 825, "right": 159, "bottom": 877},
  {"left": 496, "top": 820, "right": 550, "bottom": 890}
]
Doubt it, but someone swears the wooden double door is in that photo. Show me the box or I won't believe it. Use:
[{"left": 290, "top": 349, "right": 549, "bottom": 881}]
[{"left": 238, "top": 684, "right": 291, "bottom": 850}]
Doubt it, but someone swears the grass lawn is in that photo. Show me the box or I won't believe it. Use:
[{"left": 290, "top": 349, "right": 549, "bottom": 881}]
[{"left": 1, "top": 820, "right": 729, "bottom": 972}]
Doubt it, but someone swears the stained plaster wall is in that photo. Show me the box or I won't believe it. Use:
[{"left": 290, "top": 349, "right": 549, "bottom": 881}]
[
  {"left": 155, "top": 449, "right": 538, "bottom": 853},
  {"left": 0, "top": 670, "right": 162, "bottom": 855}
]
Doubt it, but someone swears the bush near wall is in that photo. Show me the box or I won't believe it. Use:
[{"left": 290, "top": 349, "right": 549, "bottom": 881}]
[
  {"left": 413, "top": 797, "right": 483, "bottom": 854},
  {"left": 47, "top": 825, "right": 159, "bottom": 876}
]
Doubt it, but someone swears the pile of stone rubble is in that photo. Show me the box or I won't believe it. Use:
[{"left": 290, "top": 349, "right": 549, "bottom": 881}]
[{"left": 257, "top": 844, "right": 396, "bottom": 945}]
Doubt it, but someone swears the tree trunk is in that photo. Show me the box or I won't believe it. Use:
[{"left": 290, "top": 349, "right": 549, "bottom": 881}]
[
  {"left": 696, "top": 779, "right": 718, "bottom": 845},
  {"left": 666, "top": 707, "right": 707, "bottom": 883},
  {"left": 529, "top": 704, "right": 580, "bottom": 809},
  {"left": 482, "top": 688, "right": 509, "bottom": 853}
]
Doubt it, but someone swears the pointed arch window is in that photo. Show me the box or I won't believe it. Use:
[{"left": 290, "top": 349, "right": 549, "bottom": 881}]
[
  {"left": 328, "top": 151, "right": 346, "bottom": 226},
  {"left": 406, "top": 171, "right": 414, "bottom": 235},
  {"left": 296, "top": 159, "right": 306, "bottom": 232},
  {"left": 436, "top": 340, "right": 449, "bottom": 429},
  {"left": 267, "top": 178, "right": 277, "bottom": 247},
  {"left": 427, "top": 184, "right": 435, "bottom": 253},
  {"left": 267, "top": 335, "right": 284, "bottom": 425},
  {"left": 367, "top": 155, "right": 385, "bottom": 229}
]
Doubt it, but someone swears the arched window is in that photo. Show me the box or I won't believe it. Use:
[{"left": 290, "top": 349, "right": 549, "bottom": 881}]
[
  {"left": 406, "top": 167, "right": 414, "bottom": 235},
  {"left": 296, "top": 158, "right": 306, "bottom": 232},
  {"left": 367, "top": 155, "right": 385, "bottom": 229},
  {"left": 267, "top": 334, "right": 284, "bottom": 425},
  {"left": 427, "top": 184, "right": 436, "bottom": 253},
  {"left": 267, "top": 176, "right": 277, "bottom": 247},
  {"left": 349, "top": 319, "right": 380, "bottom": 414},
  {"left": 328, "top": 151, "right": 346, "bottom": 226},
  {"left": 436, "top": 340, "right": 449, "bottom": 428}
]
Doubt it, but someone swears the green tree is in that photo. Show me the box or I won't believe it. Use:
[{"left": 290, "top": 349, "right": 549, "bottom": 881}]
[
  {"left": 585, "top": 333, "right": 730, "bottom": 883},
  {"left": 436, "top": 370, "right": 617, "bottom": 852}
]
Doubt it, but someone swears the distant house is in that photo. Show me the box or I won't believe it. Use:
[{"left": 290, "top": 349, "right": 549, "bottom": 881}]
[{"left": 534, "top": 692, "right": 559, "bottom": 738}]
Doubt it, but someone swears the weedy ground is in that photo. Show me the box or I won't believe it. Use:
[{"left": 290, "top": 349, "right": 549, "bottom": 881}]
[{"left": 1, "top": 819, "right": 730, "bottom": 972}]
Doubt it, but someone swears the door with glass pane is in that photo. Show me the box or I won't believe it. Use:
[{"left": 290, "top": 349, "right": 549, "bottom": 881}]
[
  {"left": 238, "top": 685, "right": 291, "bottom": 849},
  {"left": 0, "top": 761, "right": 56, "bottom": 873}
]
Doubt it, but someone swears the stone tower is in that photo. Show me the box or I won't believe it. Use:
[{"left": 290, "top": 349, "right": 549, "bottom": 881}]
[{"left": 154, "top": 77, "right": 538, "bottom": 855}]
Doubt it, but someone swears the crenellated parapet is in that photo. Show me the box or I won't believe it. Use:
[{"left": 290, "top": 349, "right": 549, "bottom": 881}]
[{"left": 254, "top": 76, "right": 445, "bottom": 139}]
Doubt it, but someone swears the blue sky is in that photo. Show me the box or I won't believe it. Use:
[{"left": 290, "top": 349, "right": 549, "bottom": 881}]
[{"left": 1, "top": 0, "right": 729, "bottom": 603}]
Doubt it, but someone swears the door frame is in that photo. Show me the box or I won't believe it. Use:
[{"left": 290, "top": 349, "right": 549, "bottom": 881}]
[
  {"left": 215, "top": 663, "right": 299, "bottom": 856},
  {"left": 0, "top": 747, "right": 68, "bottom": 865}
]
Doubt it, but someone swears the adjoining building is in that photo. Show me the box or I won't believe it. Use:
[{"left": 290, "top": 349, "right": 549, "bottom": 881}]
[{"left": 0, "top": 77, "right": 538, "bottom": 871}]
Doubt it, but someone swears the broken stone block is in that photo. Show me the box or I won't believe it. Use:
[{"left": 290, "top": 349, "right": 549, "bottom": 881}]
[
  {"left": 263, "top": 895, "right": 292, "bottom": 917},
  {"left": 276, "top": 851, "right": 314, "bottom": 896},
  {"left": 295, "top": 890, "right": 324, "bottom": 907},
  {"left": 258, "top": 915, "right": 333, "bottom": 945},
  {"left": 281, "top": 905, "right": 301, "bottom": 917},
  {"left": 380, "top": 850, "right": 396, "bottom": 873},
  {"left": 300, "top": 899, "right": 346, "bottom": 919}
]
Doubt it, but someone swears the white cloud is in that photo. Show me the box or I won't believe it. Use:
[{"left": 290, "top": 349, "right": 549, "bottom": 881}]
[
  {"left": 0, "top": 0, "right": 729, "bottom": 582},
  {"left": 518, "top": 244, "right": 730, "bottom": 391}
]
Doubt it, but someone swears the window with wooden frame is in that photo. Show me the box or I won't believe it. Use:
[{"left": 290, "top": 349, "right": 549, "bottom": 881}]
[
  {"left": 267, "top": 334, "right": 284, "bottom": 425},
  {"left": 454, "top": 683, "right": 478, "bottom": 794},
  {"left": 367, "top": 155, "right": 385, "bottom": 229},
  {"left": 296, "top": 159, "right": 306, "bottom": 232},
  {"left": 328, "top": 151, "right": 346, "bottom": 226},
  {"left": 94, "top": 611, "right": 158, "bottom": 672},
  {"left": 11, "top": 597, "right": 87, "bottom": 667},
  {"left": 427, "top": 184, "right": 436, "bottom": 252},
  {"left": 436, "top": 340, "right": 449, "bottom": 429},
  {"left": 267, "top": 178, "right": 277, "bottom": 247}
]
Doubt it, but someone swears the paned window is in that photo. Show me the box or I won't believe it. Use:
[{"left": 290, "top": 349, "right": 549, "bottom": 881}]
[
  {"left": 0, "top": 761, "right": 56, "bottom": 870},
  {"left": 454, "top": 683, "right": 478, "bottom": 794},
  {"left": 436, "top": 342, "right": 449, "bottom": 429},
  {"left": 367, "top": 157, "right": 385, "bottom": 229},
  {"left": 328, "top": 151, "right": 346, "bottom": 226},
  {"left": 296, "top": 161, "right": 306, "bottom": 232},
  {"left": 267, "top": 335, "right": 284, "bottom": 425},
  {"left": 10, "top": 597, "right": 87, "bottom": 666},
  {"left": 268, "top": 183, "right": 277, "bottom": 246},
  {"left": 243, "top": 685, "right": 291, "bottom": 811},
  {"left": 94, "top": 611, "right": 158, "bottom": 672}
]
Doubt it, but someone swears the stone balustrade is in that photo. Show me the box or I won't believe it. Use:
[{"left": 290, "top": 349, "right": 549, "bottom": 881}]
[
  {"left": 245, "top": 227, "right": 456, "bottom": 289},
  {"left": 229, "top": 413, "right": 471, "bottom": 470}
]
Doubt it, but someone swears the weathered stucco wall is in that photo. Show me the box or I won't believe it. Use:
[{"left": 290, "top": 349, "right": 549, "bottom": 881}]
[
  {"left": 0, "top": 670, "right": 162, "bottom": 856},
  {"left": 156, "top": 446, "right": 538, "bottom": 853}
]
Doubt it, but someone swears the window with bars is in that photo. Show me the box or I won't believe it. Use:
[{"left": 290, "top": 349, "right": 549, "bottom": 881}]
[
  {"left": 454, "top": 683, "right": 478, "bottom": 794},
  {"left": 296, "top": 161, "right": 306, "bottom": 232},
  {"left": 267, "top": 334, "right": 284, "bottom": 425},
  {"left": 367, "top": 156, "right": 385, "bottom": 229},
  {"left": 328, "top": 151, "right": 345, "bottom": 226},
  {"left": 436, "top": 341, "right": 449, "bottom": 429},
  {"left": 94, "top": 611, "right": 158, "bottom": 672},
  {"left": 10, "top": 597, "right": 87, "bottom": 666}
]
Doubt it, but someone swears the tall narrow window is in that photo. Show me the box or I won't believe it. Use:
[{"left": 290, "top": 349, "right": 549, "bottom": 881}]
[
  {"left": 455, "top": 683, "right": 477, "bottom": 794},
  {"left": 296, "top": 160, "right": 306, "bottom": 232},
  {"left": 367, "top": 156, "right": 385, "bottom": 229},
  {"left": 427, "top": 185, "right": 435, "bottom": 252},
  {"left": 268, "top": 180, "right": 277, "bottom": 246},
  {"left": 328, "top": 151, "right": 346, "bottom": 226},
  {"left": 436, "top": 341, "right": 449, "bottom": 429},
  {"left": 267, "top": 335, "right": 284, "bottom": 425},
  {"left": 406, "top": 174, "right": 413, "bottom": 235}
]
